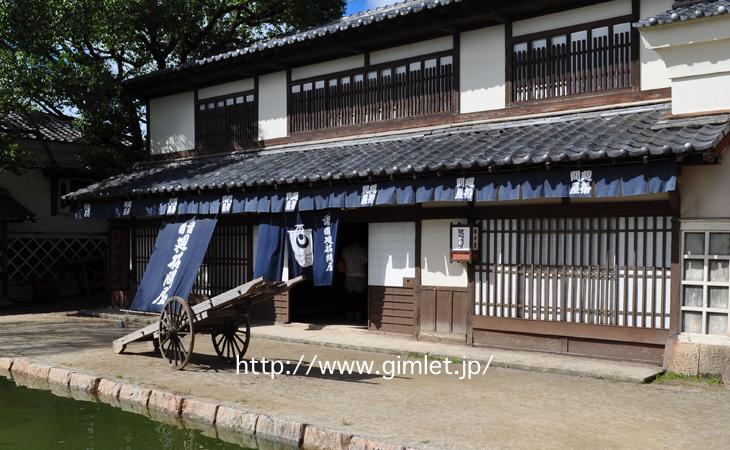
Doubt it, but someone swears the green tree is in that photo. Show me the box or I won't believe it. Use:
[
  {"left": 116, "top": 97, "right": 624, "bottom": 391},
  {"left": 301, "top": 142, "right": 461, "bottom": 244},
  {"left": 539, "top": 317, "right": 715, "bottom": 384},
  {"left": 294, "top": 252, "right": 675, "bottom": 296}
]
[{"left": 0, "top": 0, "right": 344, "bottom": 176}]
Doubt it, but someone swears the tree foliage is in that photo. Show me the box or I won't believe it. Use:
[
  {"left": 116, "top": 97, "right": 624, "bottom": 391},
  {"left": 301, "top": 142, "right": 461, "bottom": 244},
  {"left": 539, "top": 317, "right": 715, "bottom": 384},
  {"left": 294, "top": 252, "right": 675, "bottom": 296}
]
[{"left": 0, "top": 0, "right": 345, "bottom": 176}]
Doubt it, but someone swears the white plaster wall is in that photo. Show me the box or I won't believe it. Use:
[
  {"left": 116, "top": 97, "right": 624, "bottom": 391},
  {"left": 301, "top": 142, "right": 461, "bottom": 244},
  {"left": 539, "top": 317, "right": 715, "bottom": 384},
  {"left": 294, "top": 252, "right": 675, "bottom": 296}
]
[
  {"left": 258, "top": 71, "right": 288, "bottom": 140},
  {"left": 672, "top": 71, "right": 730, "bottom": 115},
  {"left": 368, "top": 222, "right": 415, "bottom": 287},
  {"left": 659, "top": 40, "right": 730, "bottom": 79},
  {"left": 681, "top": 159, "right": 730, "bottom": 218},
  {"left": 291, "top": 55, "right": 365, "bottom": 81},
  {"left": 198, "top": 78, "right": 255, "bottom": 99},
  {"left": 640, "top": 15, "right": 730, "bottom": 49},
  {"left": 460, "top": 25, "right": 505, "bottom": 113},
  {"left": 640, "top": 15, "right": 730, "bottom": 114},
  {"left": 512, "top": 0, "right": 631, "bottom": 36},
  {"left": 369, "top": 36, "right": 453, "bottom": 65},
  {"left": 149, "top": 91, "right": 195, "bottom": 154},
  {"left": 640, "top": 0, "right": 672, "bottom": 90},
  {"left": 420, "top": 219, "right": 468, "bottom": 288},
  {"left": 1, "top": 170, "right": 107, "bottom": 235}
]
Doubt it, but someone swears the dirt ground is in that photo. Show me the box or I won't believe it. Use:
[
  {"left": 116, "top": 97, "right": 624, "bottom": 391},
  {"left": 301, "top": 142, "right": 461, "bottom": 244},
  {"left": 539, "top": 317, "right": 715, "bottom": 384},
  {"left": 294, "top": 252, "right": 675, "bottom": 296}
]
[{"left": 1, "top": 309, "right": 729, "bottom": 450}]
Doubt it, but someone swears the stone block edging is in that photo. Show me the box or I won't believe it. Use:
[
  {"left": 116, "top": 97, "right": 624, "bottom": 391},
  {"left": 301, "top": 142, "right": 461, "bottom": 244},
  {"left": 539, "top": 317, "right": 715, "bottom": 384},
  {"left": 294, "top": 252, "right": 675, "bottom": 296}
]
[
  {"left": 4, "top": 357, "right": 416, "bottom": 449},
  {"left": 0, "top": 357, "right": 14, "bottom": 372}
]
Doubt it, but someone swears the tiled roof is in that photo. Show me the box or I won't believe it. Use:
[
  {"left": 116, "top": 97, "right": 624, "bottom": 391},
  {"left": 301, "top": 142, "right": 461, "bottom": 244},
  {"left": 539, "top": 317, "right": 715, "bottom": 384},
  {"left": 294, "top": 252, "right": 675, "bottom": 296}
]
[
  {"left": 0, "top": 111, "right": 82, "bottom": 144},
  {"left": 635, "top": 0, "right": 730, "bottom": 27},
  {"left": 0, "top": 191, "right": 37, "bottom": 223},
  {"left": 126, "top": 0, "right": 462, "bottom": 85},
  {"left": 65, "top": 103, "right": 730, "bottom": 201}
]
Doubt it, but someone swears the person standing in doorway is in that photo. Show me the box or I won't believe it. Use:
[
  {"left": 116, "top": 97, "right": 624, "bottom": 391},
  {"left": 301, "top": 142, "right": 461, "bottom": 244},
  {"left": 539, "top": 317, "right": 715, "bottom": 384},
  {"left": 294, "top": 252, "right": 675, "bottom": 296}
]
[{"left": 341, "top": 236, "right": 367, "bottom": 322}]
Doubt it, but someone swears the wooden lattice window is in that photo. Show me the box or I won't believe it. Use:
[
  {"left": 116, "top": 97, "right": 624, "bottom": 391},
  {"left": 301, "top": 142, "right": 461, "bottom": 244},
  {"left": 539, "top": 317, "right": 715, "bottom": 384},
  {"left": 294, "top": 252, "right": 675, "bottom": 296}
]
[
  {"left": 681, "top": 224, "right": 730, "bottom": 338},
  {"left": 134, "top": 222, "right": 251, "bottom": 298},
  {"left": 509, "top": 16, "right": 635, "bottom": 103},
  {"left": 474, "top": 215, "right": 672, "bottom": 329},
  {"left": 288, "top": 51, "right": 455, "bottom": 133},
  {"left": 195, "top": 91, "right": 257, "bottom": 151}
]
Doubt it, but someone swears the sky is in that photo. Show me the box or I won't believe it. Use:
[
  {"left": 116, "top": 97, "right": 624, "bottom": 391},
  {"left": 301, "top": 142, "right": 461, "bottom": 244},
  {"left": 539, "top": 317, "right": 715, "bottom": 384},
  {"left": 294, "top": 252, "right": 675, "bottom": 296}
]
[{"left": 345, "top": 0, "right": 400, "bottom": 15}]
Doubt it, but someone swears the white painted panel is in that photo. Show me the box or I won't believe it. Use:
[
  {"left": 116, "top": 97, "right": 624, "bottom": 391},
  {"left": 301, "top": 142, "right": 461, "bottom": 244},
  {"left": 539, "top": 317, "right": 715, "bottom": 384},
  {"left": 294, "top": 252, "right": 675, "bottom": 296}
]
[
  {"left": 421, "top": 219, "right": 468, "bottom": 288},
  {"left": 672, "top": 71, "right": 730, "bottom": 115},
  {"left": 640, "top": 0, "right": 672, "bottom": 90},
  {"left": 258, "top": 71, "right": 288, "bottom": 140},
  {"left": 369, "top": 36, "right": 453, "bottom": 65},
  {"left": 460, "top": 25, "right": 505, "bottom": 113},
  {"left": 681, "top": 156, "right": 730, "bottom": 218},
  {"left": 198, "top": 78, "right": 255, "bottom": 99},
  {"left": 149, "top": 91, "right": 195, "bottom": 155},
  {"left": 291, "top": 55, "right": 365, "bottom": 81},
  {"left": 512, "top": 0, "right": 631, "bottom": 36},
  {"left": 368, "top": 222, "right": 415, "bottom": 287}
]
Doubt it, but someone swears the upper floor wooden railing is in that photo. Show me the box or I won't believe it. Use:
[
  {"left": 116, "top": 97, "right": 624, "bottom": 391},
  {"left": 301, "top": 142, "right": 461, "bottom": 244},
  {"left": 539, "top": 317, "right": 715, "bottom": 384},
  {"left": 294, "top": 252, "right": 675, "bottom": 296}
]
[
  {"left": 195, "top": 91, "right": 257, "bottom": 151},
  {"left": 288, "top": 51, "right": 455, "bottom": 134},
  {"left": 509, "top": 17, "right": 635, "bottom": 104}
]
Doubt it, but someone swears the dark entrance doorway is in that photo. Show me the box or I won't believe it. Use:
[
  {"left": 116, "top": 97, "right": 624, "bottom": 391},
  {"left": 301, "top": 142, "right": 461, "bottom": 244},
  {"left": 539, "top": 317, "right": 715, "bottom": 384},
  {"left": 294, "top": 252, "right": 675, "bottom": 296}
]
[{"left": 289, "top": 222, "right": 368, "bottom": 324}]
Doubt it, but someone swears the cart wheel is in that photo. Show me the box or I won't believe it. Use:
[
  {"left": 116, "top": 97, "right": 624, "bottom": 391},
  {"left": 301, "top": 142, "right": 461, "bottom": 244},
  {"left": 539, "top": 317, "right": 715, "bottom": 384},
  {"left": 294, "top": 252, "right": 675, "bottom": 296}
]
[
  {"left": 212, "top": 315, "right": 251, "bottom": 363},
  {"left": 158, "top": 296, "right": 195, "bottom": 370}
]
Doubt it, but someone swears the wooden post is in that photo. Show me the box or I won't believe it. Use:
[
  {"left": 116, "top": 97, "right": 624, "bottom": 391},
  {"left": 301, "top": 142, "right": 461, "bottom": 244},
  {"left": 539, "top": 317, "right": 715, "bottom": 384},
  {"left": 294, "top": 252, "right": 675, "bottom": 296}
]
[
  {"left": 415, "top": 217, "right": 422, "bottom": 338},
  {"left": 1, "top": 222, "right": 8, "bottom": 301}
]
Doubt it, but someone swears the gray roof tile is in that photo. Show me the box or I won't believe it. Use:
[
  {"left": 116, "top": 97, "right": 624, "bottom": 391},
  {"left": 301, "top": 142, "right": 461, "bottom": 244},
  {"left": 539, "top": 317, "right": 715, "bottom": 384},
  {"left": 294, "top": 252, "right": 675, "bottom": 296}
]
[
  {"left": 66, "top": 103, "right": 730, "bottom": 201},
  {"left": 0, "top": 190, "right": 37, "bottom": 223},
  {"left": 127, "top": 0, "right": 462, "bottom": 86},
  {"left": 635, "top": 0, "right": 730, "bottom": 27},
  {"left": 0, "top": 111, "right": 81, "bottom": 144}
]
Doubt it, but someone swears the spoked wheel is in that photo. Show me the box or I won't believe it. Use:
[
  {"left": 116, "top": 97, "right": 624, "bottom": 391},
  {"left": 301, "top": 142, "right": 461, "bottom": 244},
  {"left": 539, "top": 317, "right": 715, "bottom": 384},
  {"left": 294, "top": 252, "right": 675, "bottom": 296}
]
[
  {"left": 158, "top": 296, "right": 195, "bottom": 370},
  {"left": 212, "top": 315, "right": 251, "bottom": 363}
]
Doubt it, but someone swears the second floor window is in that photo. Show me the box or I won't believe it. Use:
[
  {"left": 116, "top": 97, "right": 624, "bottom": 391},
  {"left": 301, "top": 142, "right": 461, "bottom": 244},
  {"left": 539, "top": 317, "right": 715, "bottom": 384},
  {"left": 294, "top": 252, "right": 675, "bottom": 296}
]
[
  {"left": 510, "top": 17, "right": 634, "bottom": 103},
  {"left": 289, "top": 52, "right": 454, "bottom": 134},
  {"left": 195, "top": 91, "right": 257, "bottom": 151}
]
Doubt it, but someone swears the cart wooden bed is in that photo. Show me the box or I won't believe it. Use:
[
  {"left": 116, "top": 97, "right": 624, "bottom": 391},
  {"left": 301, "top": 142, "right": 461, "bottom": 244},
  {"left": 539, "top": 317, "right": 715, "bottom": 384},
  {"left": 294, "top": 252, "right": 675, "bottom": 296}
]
[{"left": 113, "top": 277, "right": 300, "bottom": 370}]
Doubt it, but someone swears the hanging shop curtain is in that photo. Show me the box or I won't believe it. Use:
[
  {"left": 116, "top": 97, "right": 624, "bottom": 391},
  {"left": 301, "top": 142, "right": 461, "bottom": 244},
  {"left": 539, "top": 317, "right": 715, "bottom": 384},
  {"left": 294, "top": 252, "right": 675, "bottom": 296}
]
[
  {"left": 130, "top": 218, "right": 217, "bottom": 313},
  {"left": 253, "top": 215, "right": 287, "bottom": 283},
  {"left": 285, "top": 210, "right": 340, "bottom": 286},
  {"left": 77, "top": 162, "right": 678, "bottom": 219}
]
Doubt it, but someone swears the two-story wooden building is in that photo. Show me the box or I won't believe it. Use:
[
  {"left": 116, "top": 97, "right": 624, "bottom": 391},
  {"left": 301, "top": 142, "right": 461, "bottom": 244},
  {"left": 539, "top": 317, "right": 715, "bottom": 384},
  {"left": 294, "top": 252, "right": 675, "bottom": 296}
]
[{"left": 66, "top": 0, "right": 730, "bottom": 374}]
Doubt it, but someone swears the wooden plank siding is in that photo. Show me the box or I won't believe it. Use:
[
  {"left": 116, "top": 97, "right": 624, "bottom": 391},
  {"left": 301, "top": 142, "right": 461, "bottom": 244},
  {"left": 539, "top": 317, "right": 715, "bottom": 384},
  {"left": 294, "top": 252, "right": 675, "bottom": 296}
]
[
  {"left": 368, "top": 282, "right": 416, "bottom": 335},
  {"left": 419, "top": 286, "right": 469, "bottom": 339}
]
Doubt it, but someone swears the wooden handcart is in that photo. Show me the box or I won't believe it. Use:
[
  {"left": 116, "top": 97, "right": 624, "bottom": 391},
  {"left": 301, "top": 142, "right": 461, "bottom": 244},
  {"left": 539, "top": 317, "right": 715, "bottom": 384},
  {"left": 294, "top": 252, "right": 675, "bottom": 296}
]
[{"left": 113, "top": 277, "right": 299, "bottom": 370}]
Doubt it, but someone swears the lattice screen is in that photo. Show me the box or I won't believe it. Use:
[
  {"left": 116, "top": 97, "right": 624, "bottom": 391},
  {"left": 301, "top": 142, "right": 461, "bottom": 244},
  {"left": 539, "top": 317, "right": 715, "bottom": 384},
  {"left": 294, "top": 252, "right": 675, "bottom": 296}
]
[{"left": 5, "top": 237, "right": 108, "bottom": 285}]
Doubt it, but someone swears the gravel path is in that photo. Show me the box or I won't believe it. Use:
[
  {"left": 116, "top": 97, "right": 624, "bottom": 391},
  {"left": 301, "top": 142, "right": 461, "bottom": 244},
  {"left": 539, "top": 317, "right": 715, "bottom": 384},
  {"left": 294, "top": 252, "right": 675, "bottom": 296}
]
[{"left": 1, "top": 311, "right": 728, "bottom": 449}]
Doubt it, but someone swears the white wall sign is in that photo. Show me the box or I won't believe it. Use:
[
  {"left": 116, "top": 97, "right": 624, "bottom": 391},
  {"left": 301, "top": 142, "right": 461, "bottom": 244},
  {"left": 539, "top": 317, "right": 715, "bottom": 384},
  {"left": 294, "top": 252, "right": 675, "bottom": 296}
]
[
  {"left": 122, "top": 200, "right": 132, "bottom": 216},
  {"left": 83, "top": 203, "right": 91, "bottom": 218}
]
